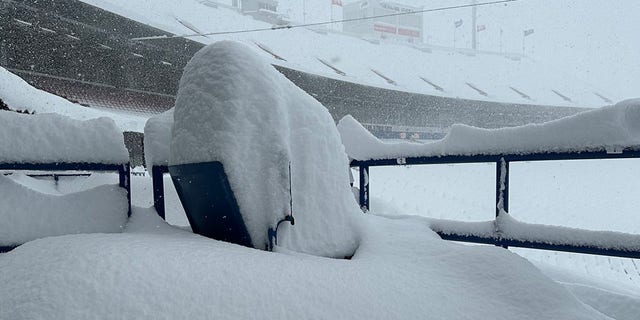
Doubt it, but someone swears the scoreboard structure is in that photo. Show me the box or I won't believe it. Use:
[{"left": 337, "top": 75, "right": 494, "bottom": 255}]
[{"left": 343, "top": 0, "right": 423, "bottom": 43}]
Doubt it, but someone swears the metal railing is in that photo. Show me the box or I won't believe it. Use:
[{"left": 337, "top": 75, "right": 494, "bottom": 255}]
[
  {"left": 0, "top": 162, "right": 131, "bottom": 253},
  {"left": 351, "top": 147, "right": 640, "bottom": 259}
]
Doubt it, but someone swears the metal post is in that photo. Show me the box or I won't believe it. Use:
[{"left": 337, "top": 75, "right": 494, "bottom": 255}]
[
  {"left": 119, "top": 164, "right": 132, "bottom": 217},
  {"left": 152, "top": 166, "right": 166, "bottom": 219},
  {"left": 453, "top": 27, "right": 457, "bottom": 48},
  {"left": 359, "top": 165, "right": 370, "bottom": 212},
  {"left": 495, "top": 159, "right": 509, "bottom": 248},
  {"left": 495, "top": 159, "right": 510, "bottom": 217},
  {"left": 471, "top": 0, "right": 477, "bottom": 50}
]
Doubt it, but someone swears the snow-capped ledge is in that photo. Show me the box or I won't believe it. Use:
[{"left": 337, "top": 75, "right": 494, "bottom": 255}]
[
  {"left": 0, "top": 111, "right": 129, "bottom": 165},
  {"left": 338, "top": 99, "right": 640, "bottom": 161}
]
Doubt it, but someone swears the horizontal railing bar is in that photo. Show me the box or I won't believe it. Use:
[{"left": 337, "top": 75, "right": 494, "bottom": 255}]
[
  {"left": 350, "top": 149, "right": 640, "bottom": 167},
  {"left": 0, "top": 246, "right": 18, "bottom": 253},
  {"left": 437, "top": 232, "right": 640, "bottom": 259},
  {"left": 0, "top": 163, "right": 124, "bottom": 171}
]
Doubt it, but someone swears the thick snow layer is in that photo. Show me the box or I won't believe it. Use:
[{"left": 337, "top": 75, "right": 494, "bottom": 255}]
[
  {"left": 0, "top": 209, "right": 610, "bottom": 320},
  {"left": 533, "top": 263, "right": 640, "bottom": 320},
  {"left": 421, "top": 212, "right": 640, "bottom": 252},
  {"left": 338, "top": 99, "right": 640, "bottom": 160},
  {"left": 143, "top": 108, "right": 173, "bottom": 167},
  {"left": 170, "top": 41, "right": 359, "bottom": 257},
  {"left": 0, "top": 175, "right": 128, "bottom": 246},
  {"left": 6, "top": 172, "right": 62, "bottom": 195},
  {"left": 363, "top": 160, "right": 640, "bottom": 287},
  {"left": 0, "top": 67, "right": 148, "bottom": 132},
  {"left": 0, "top": 111, "right": 129, "bottom": 164},
  {"left": 78, "top": 0, "right": 616, "bottom": 107},
  {"left": 498, "top": 212, "right": 640, "bottom": 251}
]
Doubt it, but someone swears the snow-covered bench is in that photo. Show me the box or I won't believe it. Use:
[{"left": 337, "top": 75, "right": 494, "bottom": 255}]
[
  {"left": 0, "top": 112, "right": 131, "bottom": 252},
  {"left": 338, "top": 99, "right": 640, "bottom": 258}
]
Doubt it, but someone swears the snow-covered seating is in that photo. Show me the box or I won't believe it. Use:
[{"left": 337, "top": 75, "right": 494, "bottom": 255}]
[
  {"left": 145, "top": 41, "right": 360, "bottom": 257},
  {"left": 338, "top": 99, "right": 640, "bottom": 258},
  {"left": 144, "top": 109, "right": 173, "bottom": 219},
  {"left": 0, "top": 111, "right": 131, "bottom": 252}
]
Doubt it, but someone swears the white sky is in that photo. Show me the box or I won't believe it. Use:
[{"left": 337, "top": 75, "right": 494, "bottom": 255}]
[{"left": 279, "top": 0, "right": 640, "bottom": 100}]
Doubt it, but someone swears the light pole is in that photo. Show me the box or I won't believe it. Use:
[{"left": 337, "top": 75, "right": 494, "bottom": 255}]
[{"left": 471, "top": 0, "right": 477, "bottom": 50}]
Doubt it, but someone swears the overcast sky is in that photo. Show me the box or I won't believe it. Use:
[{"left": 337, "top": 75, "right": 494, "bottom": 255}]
[{"left": 279, "top": 0, "right": 639, "bottom": 100}]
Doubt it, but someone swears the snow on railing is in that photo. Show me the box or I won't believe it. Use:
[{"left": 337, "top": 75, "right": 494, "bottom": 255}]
[
  {"left": 340, "top": 99, "right": 640, "bottom": 258},
  {"left": 0, "top": 112, "right": 132, "bottom": 252}
]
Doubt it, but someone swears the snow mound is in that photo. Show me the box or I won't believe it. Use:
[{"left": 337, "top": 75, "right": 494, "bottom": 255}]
[
  {"left": 144, "top": 108, "right": 173, "bottom": 167},
  {"left": 0, "top": 111, "right": 129, "bottom": 164},
  {"left": 0, "top": 175, "right": 128, "bottom": 246},
  {"left": 0, "top": 210, "right": 609, "bottom": 320},
  {"left": 6, "top": 172, "right": 62, "bottom": 195},
  {"left": 170, "top": 41, "right": 360, "bottom": 257},
  {"left": 338, "top": 99, "right": 640, "bottom": 160}
]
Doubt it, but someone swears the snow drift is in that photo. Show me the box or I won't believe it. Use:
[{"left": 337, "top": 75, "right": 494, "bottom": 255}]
[
  {"left": 0, "top": 111, "right": 129, "bottom": 164},
  {"left": 170, "top": 41, "right": 360, "bottom": 257},
  {"left": 0, "top": 175, "right": 128, "bottom": 246},
  {"left": 144, "top": 108, "right": 173, "bottom": 167},
  {"left": 0, "top": 208, "right": 610, "bottom": 320},
  {"left": 338, "top": 99, "right": 640, "bottom": 161}
]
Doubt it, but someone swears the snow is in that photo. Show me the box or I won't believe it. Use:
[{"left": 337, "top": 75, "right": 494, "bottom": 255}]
[
  {"left": 170, "top": 41, "right": 359, "bottom": 257},
  {"left": 6, "top": 172, "right": 62, "bottom": 195},
  {"left": 143, "top": 108, "right": 173, "bottom": 167},
  {"left": 2, "top": 151, "right": 638, "bottom": 318},
  {"left": 78, "top": 0, "right": 616, "bottom": 107},
  {"left": 498, "top": 212, "right": 640, "bottom": 251},
  {"left": 0, "top": 67, "right": 148, "bottom": 132},
  {"left": 0, "top": 208, "right": 611, "bottom": 320},
  {"left": 416, "top": 213, "right": 640, "bottom": 252},
  {"left": 532, "top": 262, "right": 640, "bottom": 320},
  {"left": 0, "top": 174, "right": 128, "bottom": 246},
  {"left": 338, "top": 99, "right": 640, "bottom": 161},
  {"left": 362, "top": 159, "right": 640, "bottom": 287},
  {"left": 0, "top": 111, "right": 129, "bottom": 164}
]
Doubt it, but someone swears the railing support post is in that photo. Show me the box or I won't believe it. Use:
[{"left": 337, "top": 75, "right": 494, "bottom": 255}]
[
  {"left": 359, "top": 165, "right": 370, "bottom": 212},
  {"left": 152, "top": 166, "right": 166, "bottom": 220},
  {"left": 495, "top": 159, "right": 510, "bottom": 217},
  {"left": 119, "top": 163, "right": 131, "bottom": 217},
  {"left": 495, "top": 158, "right": 509, "bottom": 248}
]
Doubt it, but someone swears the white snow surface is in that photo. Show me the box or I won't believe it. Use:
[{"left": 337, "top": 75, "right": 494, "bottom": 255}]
[
  {"left": 78, "top": 0, "right": 615, "bottom": 107},
  {"left": 0, "top": 208, "right": 611, "bottom": 320},
  {"left": 338, "top": 99, "right": 640, "bottom": 161},
  {"left": 170, "top": 41, "right": 360, "bottom": 257},
  {"left": 533, "top": 263, "right": 640, "bottom": 320},
  {"left": 0, "top": 174, "right": 128, "bottom": 246},
  {"left": 0, "top": 111, "right": 129, "bottom": 164},
  {"left": 0, "top": 67, "right": 148, "bottom": 132},
  {"left": 144, "top": 108, "right": 173, "bottom": 167},
  {"left": 403, "top": 213, "right": 640, "bottom": 253}
]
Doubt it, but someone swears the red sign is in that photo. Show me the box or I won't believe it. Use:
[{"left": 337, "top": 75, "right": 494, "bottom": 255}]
[
  {"left": 374, "top": 24, "right": 397, "bottom": 34},
  {"left": 398, "top": 28, "right": 420, "bottom": 37}
]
